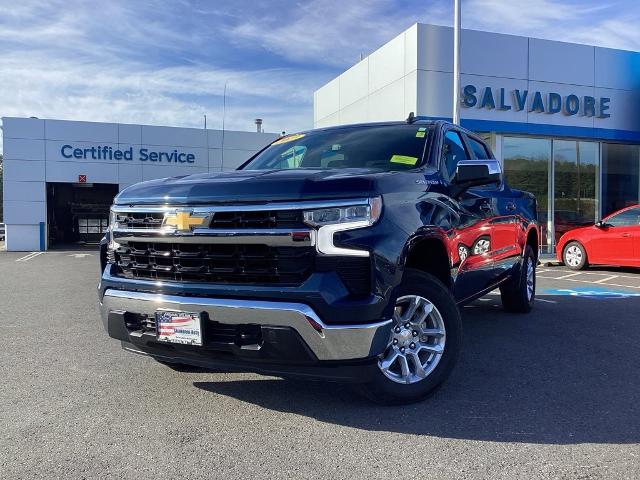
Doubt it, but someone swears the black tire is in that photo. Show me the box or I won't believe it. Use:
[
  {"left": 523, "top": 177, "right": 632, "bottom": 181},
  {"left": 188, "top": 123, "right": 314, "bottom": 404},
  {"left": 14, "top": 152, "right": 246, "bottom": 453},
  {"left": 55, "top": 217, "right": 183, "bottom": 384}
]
[
  {"left": 562, "top": 241, "right": 588, "bottom": 270},
  {"left": 357, "top": 269, "right": 462, "bottom": 405},
  {"left": 500, "top": 245, "right": 536, "bottom": 313}
]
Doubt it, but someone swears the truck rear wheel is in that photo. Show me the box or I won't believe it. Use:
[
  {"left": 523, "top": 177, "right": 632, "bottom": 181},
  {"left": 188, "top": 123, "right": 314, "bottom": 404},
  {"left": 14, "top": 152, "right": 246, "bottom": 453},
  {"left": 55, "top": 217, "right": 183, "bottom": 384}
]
[
  {"left": 358, "top": 269, "right": 461, "bottom": 405},
  {"left": 500, "top": 245, "right": 536, "bottom": 313}
]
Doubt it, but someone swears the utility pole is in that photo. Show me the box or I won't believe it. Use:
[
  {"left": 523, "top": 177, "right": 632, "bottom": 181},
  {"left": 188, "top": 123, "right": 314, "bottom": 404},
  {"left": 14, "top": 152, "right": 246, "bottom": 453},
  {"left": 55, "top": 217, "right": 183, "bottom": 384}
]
[
  {"left": 221, "top": 81, "right": 227, "bottom": 171},
  {"left": 452, "top": 0, "right": 461, "bottom": 125}
]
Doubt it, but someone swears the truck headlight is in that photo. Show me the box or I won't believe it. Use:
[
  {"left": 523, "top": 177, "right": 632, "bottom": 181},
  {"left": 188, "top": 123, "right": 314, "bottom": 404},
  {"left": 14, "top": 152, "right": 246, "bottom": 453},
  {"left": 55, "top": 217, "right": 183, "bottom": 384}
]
[
  {"left": 107, "top": 209, "right": 120, "bottom": 254},
  {"left": 303, "top": 197, "right": 382, "bottom": 257}
]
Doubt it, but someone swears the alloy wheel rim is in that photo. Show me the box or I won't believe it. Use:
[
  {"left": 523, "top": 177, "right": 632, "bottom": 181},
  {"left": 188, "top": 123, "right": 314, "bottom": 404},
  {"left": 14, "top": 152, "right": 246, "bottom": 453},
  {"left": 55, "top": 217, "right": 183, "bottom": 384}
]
[
  {"left": 473, "top": 239, "right": 490, "bottom": 255},
  {"left": 565, "top": 245, "right": 582, "bottom": 267},
  {"left": 526, "top": 257, "right": 535, "bottom": 301},
  {"left": 377, "top": 295, "right": 446, "bottom": 384}
]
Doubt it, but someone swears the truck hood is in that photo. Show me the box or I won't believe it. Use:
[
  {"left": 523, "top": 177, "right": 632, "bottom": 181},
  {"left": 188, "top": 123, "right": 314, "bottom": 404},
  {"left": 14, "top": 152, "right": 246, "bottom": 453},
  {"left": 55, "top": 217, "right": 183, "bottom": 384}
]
[{"left": 114, "top": 168, "right": 392, "bottom": 205}]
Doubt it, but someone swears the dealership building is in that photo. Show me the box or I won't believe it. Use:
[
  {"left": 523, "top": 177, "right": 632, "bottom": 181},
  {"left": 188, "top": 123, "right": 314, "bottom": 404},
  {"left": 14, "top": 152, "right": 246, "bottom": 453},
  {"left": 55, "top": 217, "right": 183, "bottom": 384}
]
[
  {"left": 1, "top": 118, "right": 276, "bottom": 251},
  {"left": 315, "top": 23, "right": 640, "bottom": 252},
  {"left": 2, "top": 23, "right": 640, "bottom": 253}
]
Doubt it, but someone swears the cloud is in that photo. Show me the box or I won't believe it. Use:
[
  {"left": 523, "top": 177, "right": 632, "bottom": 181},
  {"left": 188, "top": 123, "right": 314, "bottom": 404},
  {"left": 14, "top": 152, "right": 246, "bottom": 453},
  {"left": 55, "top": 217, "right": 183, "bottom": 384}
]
[
  {"left": 228, "top": 0, "right": 449, "bottom": 66},
  {"left": 464, "top": 0, "right": 640, "bottom": 51},
  {"left": 0, "top": 0, "right": 328, "bottom": 151},
  {"left": 0, "top": 50, "right": 317, "bottom": 132},
  {"left": 1, "top": 0, "right": 639, "bottom": 154}
]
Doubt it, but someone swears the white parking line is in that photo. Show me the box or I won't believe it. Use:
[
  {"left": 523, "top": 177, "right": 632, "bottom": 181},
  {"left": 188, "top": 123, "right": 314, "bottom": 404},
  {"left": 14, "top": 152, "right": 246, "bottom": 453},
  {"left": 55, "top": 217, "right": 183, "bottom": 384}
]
[
  {"left": 555, "top": 272, "right": 582, "bottom": 280},
  {"left": 593, "top": 275, "right": 619, "bottom": 284},
  {"left": 15, "top": 252, "right": 44, "bottom": 262},
  {"left": 576, "top": 271, "right": 640, "bottom": 280},
  {"left": 542, "top": 268, "right": 640, "bottom": 281},
  {"left": 536, "top": 298, "right": 557, "bottom": 304},
  {"left": 538, "top": 275, "right": 640, "bottom": 290}
]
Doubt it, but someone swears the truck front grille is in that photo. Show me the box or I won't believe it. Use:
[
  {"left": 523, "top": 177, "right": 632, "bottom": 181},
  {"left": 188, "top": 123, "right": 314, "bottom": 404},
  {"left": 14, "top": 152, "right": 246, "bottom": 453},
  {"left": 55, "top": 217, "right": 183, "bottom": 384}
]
[
  {"left": 109, "top": 203, "right": 372, "bottom": 295},
  {"left": 114, "top": 242, "right": 315, "bottom": 285},
  {"left": 116, "top": 212, "right": 165, "bottom": 229},
  {"left": 209, "top": 210, "right": 305, "bottom": 229},
  {"left": 114, "top": 210, "right": 305, "bottom": 230}
]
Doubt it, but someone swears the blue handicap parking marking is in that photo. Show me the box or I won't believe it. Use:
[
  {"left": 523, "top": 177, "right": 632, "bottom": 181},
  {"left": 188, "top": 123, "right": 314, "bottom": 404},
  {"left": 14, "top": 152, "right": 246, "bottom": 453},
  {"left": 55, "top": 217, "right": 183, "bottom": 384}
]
[{"left": 541, "top": 286, "right": 640, "bottom": 299}]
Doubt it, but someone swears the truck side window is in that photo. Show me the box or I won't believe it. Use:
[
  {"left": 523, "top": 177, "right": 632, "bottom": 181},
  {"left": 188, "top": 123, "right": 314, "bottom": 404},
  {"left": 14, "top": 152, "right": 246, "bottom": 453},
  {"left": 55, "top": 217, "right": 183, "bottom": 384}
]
[
  {"left": 442, "top": 131, "right": 469, "bottom": 179},
  {"left": 466, "top": 136, "right": 491, "bottom": 160}
]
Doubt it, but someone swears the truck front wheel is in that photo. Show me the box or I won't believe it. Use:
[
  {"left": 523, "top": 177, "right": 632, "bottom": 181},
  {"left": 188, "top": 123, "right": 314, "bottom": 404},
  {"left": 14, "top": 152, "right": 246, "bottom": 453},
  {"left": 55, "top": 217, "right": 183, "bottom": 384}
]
[{"left": 358, "top": 269, "right": 461, "bottom": 405}]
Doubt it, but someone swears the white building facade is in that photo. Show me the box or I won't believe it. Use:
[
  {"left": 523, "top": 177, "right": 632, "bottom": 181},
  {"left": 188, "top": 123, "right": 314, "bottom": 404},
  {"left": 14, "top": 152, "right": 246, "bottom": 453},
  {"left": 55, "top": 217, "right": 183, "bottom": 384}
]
[
  {"left": 1, "top": 118, "right": 277, "bottom": 251},
  {"left": 314, "top": 23, "right": 640, "bottom": 252}
]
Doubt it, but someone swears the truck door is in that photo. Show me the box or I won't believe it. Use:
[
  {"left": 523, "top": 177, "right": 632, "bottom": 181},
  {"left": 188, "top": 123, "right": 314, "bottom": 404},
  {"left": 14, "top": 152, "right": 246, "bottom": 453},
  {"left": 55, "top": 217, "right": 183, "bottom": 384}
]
[
  {"left": 462, "top": 133, "right": 521, "bottom": 282},
  {"left": 439, "top": 129, "right": 497, "bottom": 301}
]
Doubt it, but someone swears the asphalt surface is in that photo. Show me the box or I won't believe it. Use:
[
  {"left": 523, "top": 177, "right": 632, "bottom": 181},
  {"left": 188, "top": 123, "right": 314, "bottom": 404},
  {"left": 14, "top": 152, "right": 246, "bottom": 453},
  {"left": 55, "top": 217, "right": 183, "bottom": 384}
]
[{"left": 1, "top": 250, "right": 639, "bottom": 479}]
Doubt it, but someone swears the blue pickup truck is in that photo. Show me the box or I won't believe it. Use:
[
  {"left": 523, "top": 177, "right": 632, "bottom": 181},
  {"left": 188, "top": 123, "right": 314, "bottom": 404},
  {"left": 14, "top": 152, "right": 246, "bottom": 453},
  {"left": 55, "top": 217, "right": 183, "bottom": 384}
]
[{"left": 99, "top": 119, "right": 539, "bottom": 404}]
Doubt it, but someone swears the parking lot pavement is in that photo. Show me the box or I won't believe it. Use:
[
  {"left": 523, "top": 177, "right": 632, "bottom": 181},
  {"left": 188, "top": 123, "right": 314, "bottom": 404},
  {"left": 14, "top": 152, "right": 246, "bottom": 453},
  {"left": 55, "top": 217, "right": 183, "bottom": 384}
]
[{"left": 1, "top": 251, "right": 639, "bottom": 480}]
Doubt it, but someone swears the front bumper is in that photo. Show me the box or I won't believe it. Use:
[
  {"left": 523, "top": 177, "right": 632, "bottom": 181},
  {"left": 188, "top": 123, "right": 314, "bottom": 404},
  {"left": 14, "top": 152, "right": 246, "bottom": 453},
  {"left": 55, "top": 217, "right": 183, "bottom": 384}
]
[{"left": 100, "top": 289, "right": 391, "bottom": 363}]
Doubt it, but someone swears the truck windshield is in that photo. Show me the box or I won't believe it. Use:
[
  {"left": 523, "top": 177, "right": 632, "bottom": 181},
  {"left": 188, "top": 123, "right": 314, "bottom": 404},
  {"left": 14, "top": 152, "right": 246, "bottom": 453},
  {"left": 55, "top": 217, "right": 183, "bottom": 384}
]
[{"left": 241, "top": 124, "right": 432, "bottom": 171}]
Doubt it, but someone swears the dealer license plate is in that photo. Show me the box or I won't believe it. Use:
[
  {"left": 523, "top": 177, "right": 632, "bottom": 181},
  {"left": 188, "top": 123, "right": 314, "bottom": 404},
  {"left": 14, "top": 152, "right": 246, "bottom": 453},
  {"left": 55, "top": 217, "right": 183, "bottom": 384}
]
[{"left": 155, "top": 311, "right": 202, "bottom": 346}]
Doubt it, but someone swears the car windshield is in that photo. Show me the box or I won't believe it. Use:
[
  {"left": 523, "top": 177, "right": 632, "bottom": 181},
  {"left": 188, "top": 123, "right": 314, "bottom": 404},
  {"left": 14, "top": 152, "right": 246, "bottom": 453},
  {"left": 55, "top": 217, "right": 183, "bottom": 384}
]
[{"left": 241, "top": 124, "right": 432, "bottom": 171}]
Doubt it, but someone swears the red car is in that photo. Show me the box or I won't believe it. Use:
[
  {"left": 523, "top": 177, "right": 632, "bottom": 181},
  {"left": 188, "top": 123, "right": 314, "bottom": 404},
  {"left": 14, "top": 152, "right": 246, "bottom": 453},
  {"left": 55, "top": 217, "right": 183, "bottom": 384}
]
[{"left": 556, "top": 205, "right": 640, "bottom": 269}]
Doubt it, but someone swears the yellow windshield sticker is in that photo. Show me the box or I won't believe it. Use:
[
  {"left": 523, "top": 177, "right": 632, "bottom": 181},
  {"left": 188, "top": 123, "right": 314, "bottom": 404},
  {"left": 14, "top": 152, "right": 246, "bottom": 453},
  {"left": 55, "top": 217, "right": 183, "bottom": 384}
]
[
  {"left": 390, "top": 155, "right": 418, "bottom": 165},
  {"left": 415, "top": 131, "right": 425, "bottom": 138},
  {"left": 272, "top": 133, "right": 305, "bottom": 145}
]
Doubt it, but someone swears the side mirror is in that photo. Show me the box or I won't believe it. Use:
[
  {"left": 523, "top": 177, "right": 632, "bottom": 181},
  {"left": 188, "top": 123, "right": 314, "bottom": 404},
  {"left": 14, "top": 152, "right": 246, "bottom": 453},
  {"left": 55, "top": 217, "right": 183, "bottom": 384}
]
[
  {"left": 595, "top": 220, "right": 607, "bottom": 228},
  {"left": 453, "top": 159, "right": 502, "bottom": 195}
]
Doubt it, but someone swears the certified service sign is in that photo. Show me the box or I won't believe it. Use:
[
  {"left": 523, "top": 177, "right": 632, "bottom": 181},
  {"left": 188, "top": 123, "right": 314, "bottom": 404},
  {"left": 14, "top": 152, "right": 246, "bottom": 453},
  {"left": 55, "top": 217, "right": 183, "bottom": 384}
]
[{"left": 61, "top": 144, "right": 197, "bottom": 163}]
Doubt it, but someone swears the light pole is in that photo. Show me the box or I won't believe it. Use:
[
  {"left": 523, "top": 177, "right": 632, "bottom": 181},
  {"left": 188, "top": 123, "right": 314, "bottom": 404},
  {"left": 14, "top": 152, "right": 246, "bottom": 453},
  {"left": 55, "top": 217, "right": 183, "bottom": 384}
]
[{"left": 452, "top": 0, "right": 461, "bottom": 125}]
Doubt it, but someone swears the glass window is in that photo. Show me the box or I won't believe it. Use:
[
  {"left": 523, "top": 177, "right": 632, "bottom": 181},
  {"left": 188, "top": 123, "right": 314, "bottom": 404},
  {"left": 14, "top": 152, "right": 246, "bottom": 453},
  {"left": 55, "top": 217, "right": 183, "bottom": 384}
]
[
  {"left": 602, "top": 143, "right": 640, "bottom": 216},
  {"left": 606, "top": 207, "right": 640, "bottom": 226},
  {"left": 553, "top": 140, "right": 599, "bottom": 244},
  {"left": 503, "top": 136, "right": 551, "bottom": 251},
  {"left": 442, "top": 131, "right": 470, "bottom": 178},
  {"left": 242, "top": 125, "right": 432, "bottom": 171},
  {"left": 467, "top": 136, "right": 490, "bottom": 160}
]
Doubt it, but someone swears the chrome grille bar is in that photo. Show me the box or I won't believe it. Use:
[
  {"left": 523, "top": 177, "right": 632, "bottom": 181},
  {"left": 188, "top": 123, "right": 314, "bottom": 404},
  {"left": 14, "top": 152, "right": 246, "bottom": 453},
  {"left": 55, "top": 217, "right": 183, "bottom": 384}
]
[{"left": 112, "top": 228, "right": 315, "bottom": 246}]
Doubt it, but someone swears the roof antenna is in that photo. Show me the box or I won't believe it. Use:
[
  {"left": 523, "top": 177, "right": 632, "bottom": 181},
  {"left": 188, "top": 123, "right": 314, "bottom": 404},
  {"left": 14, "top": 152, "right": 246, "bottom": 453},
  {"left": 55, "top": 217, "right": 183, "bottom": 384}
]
[{"left": 406, "top": 112, "right": 416, "bottom": 124}]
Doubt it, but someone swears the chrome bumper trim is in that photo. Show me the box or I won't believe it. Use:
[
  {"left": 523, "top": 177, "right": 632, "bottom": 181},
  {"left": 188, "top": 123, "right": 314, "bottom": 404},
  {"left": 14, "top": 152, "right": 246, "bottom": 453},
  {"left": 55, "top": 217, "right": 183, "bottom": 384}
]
[
  {"left": 100, "top": 290, "right": 391, "bottom": 361},
  {"left": 112, "top": 228, "right": 316, "bottom": 246}
]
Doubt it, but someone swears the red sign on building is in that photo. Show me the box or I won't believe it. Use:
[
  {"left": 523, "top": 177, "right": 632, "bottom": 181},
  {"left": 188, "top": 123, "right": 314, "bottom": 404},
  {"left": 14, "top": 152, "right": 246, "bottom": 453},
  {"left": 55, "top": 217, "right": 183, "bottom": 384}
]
[{"left": 78, "top": 175, "right": 87, "bottom": 183}]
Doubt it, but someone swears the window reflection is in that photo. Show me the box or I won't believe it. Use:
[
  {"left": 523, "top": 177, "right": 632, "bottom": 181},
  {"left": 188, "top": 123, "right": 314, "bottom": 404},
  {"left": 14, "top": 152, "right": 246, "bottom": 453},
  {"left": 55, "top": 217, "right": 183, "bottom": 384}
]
[
  {"left": 553, "top": 140, "right": 599, "bottom": 244},
  {"left": 503, "top": 137, "right": 551, "bottom": 250},
  {"left": 602, "top": 143, "right": 640, "bottom": 216}
]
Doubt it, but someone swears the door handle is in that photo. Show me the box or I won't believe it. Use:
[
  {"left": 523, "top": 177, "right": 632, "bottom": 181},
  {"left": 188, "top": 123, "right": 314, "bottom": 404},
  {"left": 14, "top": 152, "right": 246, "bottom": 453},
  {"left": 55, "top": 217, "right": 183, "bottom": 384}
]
[
  {"left": 622, "top": 233, "right": 632, "bottom": 237},
  {"left": 506, "top": 202, "right": 517, "bottom": 212}
]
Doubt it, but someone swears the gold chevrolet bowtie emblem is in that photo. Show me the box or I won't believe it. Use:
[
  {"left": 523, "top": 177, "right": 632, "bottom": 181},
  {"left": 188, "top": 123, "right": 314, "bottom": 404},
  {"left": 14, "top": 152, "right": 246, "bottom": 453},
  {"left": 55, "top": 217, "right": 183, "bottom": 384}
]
[{"left": 163, "top": 211, "right": 208, "bottom": 231}]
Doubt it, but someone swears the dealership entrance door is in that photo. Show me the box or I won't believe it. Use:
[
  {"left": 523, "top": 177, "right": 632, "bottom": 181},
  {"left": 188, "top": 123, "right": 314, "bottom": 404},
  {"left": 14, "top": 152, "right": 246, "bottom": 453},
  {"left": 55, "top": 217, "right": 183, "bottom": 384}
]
[
  {"left": 46, "top": 183, "right": 119, "bottom": 248},
  {"left": 501, "top": 136, "right": 600, "bottom": 253}
]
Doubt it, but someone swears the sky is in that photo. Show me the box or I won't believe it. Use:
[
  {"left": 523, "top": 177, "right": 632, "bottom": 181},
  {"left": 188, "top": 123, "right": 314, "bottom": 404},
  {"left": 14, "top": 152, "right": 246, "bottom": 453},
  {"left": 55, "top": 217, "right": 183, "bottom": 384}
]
[{"left": 0, "top": 0, "right": 639, "bottom": 148}]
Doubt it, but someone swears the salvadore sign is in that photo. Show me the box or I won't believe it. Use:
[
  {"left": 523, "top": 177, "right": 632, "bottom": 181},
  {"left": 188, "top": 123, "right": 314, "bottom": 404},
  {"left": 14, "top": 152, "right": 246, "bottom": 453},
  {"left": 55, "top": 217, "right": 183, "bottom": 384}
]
[
  {"left": 461, "top": 85, "right": 611, "bottom": 118},
  {"left": 60, "top": 145, "right": 197, "bottom": 163}
]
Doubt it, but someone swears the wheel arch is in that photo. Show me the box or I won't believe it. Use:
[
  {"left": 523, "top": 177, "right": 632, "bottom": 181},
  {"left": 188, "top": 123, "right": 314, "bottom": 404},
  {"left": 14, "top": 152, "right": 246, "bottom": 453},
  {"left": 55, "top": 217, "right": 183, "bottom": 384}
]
[
  {"left": 556, "top": 235, "right": 572, "bottom": 261},
  {"left": 525, "top": 226, "right": 540, "bottom": 261},
  {"left": 401, "top": 231, "right": 452, "bottom": 291},
  {"left": 562, "top": 238, "right": 587, "bottom": 256},
  {"left": 557, "top": 233, "right": 588, "bottom": 263}
]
